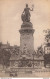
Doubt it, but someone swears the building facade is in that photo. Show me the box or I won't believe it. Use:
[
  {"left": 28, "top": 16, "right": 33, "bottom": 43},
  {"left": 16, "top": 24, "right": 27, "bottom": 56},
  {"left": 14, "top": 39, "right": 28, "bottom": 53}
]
[{"left": 44, "top": 30, "right": 50, "bottom": 67}]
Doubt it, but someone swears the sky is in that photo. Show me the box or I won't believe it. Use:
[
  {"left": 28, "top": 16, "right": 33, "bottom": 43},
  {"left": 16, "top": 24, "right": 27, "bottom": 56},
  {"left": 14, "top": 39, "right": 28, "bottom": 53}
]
[{"left": 0, "top": 0, "right": 50, "bottom": 50}]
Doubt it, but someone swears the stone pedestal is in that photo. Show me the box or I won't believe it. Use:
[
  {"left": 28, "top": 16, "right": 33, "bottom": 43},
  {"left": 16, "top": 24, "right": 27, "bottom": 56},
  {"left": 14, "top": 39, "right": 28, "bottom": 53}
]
[{"left": 19, "top": 22, "right": 35, "bottom": 67}]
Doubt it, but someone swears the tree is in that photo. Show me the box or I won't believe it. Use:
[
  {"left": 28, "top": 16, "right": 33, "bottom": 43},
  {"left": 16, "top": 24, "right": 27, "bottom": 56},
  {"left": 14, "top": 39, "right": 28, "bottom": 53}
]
[
  {"left": 0, "top": 42, "right": 2, "bottom": 47},
  {"left": 45, "top": 30, "right": 50, "bottom": 43},
  {"left": 0, "top": 49, "right": 11, "bottom": 68}
]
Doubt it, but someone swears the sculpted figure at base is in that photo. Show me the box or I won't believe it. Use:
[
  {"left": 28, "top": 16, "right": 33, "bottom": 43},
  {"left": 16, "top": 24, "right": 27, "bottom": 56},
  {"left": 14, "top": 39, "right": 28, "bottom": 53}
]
[{"left": 21, "top": 4, "right": 34, "bottom": 22}]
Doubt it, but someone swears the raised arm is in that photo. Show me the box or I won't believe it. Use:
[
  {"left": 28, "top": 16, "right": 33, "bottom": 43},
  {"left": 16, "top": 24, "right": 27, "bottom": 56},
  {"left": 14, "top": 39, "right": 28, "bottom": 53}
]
[
  {"left": 30, "top": 4, "right": 34, "bottom": 11},
  {"left": 30, "top": 8, "right": 33, "bottom": 11}
]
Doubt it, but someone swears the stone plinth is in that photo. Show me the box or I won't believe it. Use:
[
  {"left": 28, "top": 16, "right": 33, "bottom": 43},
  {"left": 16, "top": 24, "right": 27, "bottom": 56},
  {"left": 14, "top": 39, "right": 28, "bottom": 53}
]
[{"left": 19, "top": 22, "right": 35, "bottom": 60}]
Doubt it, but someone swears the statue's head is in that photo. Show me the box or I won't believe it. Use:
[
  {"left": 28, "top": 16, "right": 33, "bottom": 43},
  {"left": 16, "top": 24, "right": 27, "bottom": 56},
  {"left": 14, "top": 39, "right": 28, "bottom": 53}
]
[{"left": 26, "top": 4, "right": 28, "bottom": 8}]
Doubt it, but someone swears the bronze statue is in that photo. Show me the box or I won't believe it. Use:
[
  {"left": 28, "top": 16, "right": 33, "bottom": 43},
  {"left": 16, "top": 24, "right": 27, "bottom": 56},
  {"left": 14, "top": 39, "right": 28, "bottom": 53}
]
[{"left": 21, "top": 4, "right": 34, "bottom": 22}]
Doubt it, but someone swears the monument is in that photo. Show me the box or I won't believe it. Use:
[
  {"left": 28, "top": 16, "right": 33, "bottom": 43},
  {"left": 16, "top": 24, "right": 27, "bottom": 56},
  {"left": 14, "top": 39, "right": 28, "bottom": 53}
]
[{"left": 19, "top": 4, "right": 35, "bottom": 67}]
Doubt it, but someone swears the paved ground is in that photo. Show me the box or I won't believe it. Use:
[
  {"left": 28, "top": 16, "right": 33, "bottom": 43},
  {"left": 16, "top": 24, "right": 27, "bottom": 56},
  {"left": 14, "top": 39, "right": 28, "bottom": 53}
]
[{"left": 0, "top": 68, "right": 50, "bottom": 77}]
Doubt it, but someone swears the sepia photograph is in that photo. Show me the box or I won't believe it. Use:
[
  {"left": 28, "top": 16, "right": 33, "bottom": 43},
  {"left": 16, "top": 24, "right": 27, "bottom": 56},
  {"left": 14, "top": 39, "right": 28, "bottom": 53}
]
[{"left": 0, "top": 0, "right": 50, "bottom": 77}]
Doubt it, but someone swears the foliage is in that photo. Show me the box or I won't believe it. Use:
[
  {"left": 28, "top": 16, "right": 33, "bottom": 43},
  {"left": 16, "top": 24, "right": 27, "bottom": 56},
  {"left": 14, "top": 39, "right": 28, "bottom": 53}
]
[{"left": 0, "top": 48, "right": 11, "bottom": 68}]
